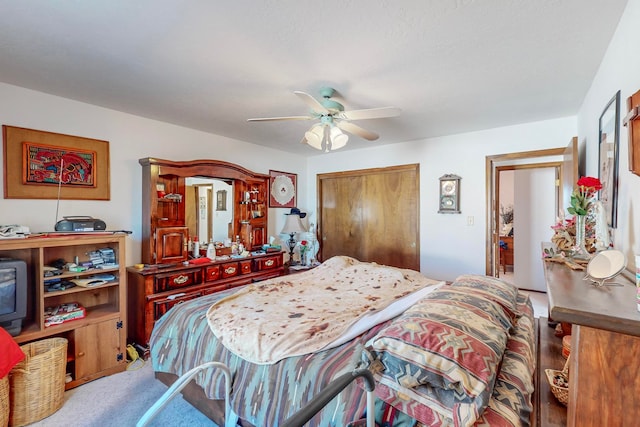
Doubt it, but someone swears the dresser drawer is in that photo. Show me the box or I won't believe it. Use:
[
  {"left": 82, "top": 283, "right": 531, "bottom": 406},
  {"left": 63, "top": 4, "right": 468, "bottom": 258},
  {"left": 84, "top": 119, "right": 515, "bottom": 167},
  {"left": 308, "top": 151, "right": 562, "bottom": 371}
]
[
  {"left": 220, "top": 262, "right": 239, "bottom": 278},
  {"left": 154, "top": 268, "right": 202, "bottom": 293},
  {"left": 152, "top": 290, "right": 203, "bottom": 320},
  {"left": 239, "top": 260, "right": 252, "bottom": 274},
  {"left": 257, "top": 255, "right": 281, "bottom": 271},
  {"left": 205, "top": 265, "right": 221, "bottom": 281}
]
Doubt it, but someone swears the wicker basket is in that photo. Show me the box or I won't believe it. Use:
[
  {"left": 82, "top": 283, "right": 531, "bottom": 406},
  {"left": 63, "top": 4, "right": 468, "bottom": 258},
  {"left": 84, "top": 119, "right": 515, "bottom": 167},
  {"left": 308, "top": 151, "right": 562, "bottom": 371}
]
[
  {"left": 545, "top": 355, "right": 570, "bottom": 406},
  {"left": 8, "top": 337, "right": 68, "bottom": 426},
  {"left": 1, "top": 376, "right": 8, "bottom": 427}
]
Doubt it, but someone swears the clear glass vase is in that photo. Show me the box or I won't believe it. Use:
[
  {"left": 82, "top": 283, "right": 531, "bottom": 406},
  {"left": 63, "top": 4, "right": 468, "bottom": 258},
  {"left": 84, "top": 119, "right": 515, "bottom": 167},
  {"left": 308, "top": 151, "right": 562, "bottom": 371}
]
[{"left": 573, "top": 215, "right": 591, "bottom": 259}]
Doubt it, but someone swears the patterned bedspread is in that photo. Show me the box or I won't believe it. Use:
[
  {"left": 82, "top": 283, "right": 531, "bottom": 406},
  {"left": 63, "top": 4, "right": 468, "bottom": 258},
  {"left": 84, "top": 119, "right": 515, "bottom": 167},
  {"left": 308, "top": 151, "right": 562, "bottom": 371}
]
[
  {"left": 150, "top": 275, "right": 536, "bottom": 427},
  {"left": 151, "top": 286, "right": 385, "bottom": 426},
  {"left": 206, "top": 256, "right": 443, "bottom": 364}
]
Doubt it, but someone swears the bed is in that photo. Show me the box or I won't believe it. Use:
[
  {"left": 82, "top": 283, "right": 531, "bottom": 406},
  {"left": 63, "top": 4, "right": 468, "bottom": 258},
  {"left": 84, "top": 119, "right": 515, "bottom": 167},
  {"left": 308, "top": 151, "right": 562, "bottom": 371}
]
[{"left": 149, "top": 256, "right": 536, "bottom": 426}]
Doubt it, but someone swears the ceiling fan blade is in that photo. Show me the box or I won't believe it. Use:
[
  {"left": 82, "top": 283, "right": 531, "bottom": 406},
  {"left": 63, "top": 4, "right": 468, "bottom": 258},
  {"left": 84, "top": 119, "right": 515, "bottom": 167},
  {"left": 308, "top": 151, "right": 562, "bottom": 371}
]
[
  {"left": 336, "top": 121, "right": 379, "bottom": 141},
  {"left": 294, "top": 91, "right": 330, "bottom": 115},
  {"left": 336, "top": 107, "right": 401, "bottom": 121},
  {"left": 247, "top": 115, "right": 313, "bottom": 122}
]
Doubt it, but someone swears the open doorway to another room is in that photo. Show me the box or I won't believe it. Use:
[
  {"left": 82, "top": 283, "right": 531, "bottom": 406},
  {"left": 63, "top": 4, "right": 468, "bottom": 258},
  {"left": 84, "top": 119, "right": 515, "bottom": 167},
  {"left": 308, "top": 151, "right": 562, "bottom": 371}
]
[
  {"left": 497, "top": 170, "right": 514, "bottom": 280},
  {"left": 495, "top": 166, "right": 558, "bottom": 292},
  {"left": 486, "top": 140, "right": 578, "bottom": 293}
]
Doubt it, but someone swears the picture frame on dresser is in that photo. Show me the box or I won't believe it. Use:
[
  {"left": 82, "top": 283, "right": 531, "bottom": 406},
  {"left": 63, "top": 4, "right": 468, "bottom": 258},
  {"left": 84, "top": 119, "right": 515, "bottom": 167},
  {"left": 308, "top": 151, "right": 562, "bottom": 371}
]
[{"left": 598, "top": 90, "right": 620, "bottom": 228}]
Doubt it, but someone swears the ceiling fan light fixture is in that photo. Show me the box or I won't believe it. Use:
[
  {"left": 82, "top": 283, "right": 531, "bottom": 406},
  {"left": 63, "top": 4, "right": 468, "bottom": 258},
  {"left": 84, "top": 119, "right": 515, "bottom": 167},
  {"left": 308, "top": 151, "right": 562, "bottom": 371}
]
[
  {"left": 329, "top": 126, "right": 349, "bottom": 151},
  {"left": 304, "top": 125, "right": 325, "bottom": 150},
  {"left": 248, "top": 87, "right": 400, "bottom": 153}
]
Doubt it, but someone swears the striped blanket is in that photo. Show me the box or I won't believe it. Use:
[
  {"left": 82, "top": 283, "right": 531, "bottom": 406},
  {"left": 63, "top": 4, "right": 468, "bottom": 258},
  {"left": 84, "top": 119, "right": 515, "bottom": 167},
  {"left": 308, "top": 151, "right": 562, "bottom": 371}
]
[
  {"left": 151, "top": 286, "right": 387, "bottom": 426},
  {"left": 150, "top": 273, "right": 536, "bottom": 426}
]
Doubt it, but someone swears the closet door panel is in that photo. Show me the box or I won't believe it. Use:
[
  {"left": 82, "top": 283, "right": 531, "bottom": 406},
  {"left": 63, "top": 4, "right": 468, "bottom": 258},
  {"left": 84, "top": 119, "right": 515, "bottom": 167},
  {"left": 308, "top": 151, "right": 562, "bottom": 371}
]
[
  {"left": 318, "top": 164, "right": 419, "bottom": 270},
  {"left": 319, "top": 175, "right": 366, "bottom": 261}
]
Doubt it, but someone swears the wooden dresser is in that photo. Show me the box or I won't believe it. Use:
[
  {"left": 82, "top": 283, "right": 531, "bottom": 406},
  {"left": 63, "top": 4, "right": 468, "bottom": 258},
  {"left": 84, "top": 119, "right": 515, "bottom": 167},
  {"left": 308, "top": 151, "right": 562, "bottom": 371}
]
[
  {"left": 544, "top": 260, "right": 640, "bottom": 426},
  {"left": 129, "top": 157, "right": 285, "bottom": 347},
  {"left": 127, "top": 251, "right": 284, "bottom": 346},
  {"left": 499, "top": 235, "right": 514, "bottom": 273}
]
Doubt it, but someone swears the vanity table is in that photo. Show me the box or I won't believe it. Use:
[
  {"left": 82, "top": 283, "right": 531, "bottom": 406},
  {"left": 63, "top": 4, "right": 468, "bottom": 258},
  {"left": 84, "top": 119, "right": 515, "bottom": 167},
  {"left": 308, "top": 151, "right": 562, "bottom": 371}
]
[{"left": 543, "top": 260, "right": 640, "bottom": 426}]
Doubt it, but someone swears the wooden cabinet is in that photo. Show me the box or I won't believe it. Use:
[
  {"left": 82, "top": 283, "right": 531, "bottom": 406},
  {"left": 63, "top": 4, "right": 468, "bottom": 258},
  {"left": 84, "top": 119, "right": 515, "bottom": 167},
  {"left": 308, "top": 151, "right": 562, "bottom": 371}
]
[
  {"left": 0, "top": 234, "right": 128, "bottom": 390},
  {"left": 139, "top": 158, "right": 271, "bottom": 264},
  {"left": 127, "top": 251, "right": 284, "bottom": 346},
  {"left": 499, "top": 235, "right": 513, "bottom": 273},
  {"left": 544, "top": 260, "right": 640, "bottom": 426},
  {"left": 236, "top": 178, "right": 268, "bottom": 251}
]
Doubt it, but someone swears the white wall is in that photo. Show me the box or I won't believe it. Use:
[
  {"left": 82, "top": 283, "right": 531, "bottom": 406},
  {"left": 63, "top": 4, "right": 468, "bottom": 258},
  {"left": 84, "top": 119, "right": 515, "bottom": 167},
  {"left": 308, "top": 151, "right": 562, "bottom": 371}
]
[
  {"left": 577, "top": 0, "right": 640, "bottom": 266},
  {"left": 11, "top": 1, "right": 640, "bottom": 280},
  {"left": 0, "top": 83, "right": 305, "bottom": 265},
  {"left": 306, "top": 117, "right": 577, "bottom": 281}
]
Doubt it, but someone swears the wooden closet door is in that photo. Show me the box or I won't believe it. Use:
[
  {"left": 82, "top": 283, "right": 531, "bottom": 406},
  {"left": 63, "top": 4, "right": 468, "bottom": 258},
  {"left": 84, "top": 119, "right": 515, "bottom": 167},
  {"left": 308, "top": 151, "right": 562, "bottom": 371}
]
[{"left": 318, "top": 164, "right": 419, "bottom": 270}]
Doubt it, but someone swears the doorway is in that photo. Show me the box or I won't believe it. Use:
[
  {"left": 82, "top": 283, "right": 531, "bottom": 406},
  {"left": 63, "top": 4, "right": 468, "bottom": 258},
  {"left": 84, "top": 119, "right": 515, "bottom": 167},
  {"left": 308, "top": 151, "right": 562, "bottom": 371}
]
[
  {"left": 496, "top": 165, "right": 558, "bottom": 291},
  {"left": 486, "top": 139, "right": 578, "bottom": 291}
]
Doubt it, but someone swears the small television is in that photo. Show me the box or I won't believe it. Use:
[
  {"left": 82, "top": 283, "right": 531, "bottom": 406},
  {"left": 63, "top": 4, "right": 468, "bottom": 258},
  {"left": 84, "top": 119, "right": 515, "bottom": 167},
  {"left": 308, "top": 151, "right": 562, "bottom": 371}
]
[{"left": 0, "top": 258, "right": 27, "bottom": 337}]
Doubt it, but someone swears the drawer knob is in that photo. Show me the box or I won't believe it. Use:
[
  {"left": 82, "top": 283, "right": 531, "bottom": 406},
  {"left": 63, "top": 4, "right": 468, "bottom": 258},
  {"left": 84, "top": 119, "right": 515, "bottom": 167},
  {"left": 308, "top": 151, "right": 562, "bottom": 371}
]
[
  {"left": 173, "top": 275, "right": 189, "bottom": 285},
  {"left": 265, "top": 259, "right": 274, "bottom": 267},
  {"left": 224, "top": 266, "right": 236, "bottom": 274}
]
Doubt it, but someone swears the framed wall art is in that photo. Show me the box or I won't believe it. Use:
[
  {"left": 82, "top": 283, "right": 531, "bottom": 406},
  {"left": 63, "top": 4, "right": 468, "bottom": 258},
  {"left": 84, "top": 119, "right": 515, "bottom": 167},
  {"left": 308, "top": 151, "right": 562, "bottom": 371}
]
[
  {"left": 269, "top": 170, "right": 297, "bottom": 208},
  {"left": 624, "top": 88, "right": 640, "bottom": 176},
  {"left": 3, "top": 125, "right": 110, "bottom": 200},
  {"left": 598, "top": 90, "right": 620, "bottom": 228},
  {"left": 438, "top": 174, "right": 461, "bottom": 214}
]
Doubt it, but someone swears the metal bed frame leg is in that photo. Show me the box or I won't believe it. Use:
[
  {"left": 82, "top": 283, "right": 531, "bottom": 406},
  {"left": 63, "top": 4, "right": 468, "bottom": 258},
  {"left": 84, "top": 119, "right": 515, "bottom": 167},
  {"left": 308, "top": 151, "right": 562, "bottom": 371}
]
[
  {"left": 281, "top": 368, "right": 376, "bottom": 427},
  {"left": 136, "top": 361, "right": 232, "bottom": 427},
  {"left": 366, "top": 386, "right": 375, "bottom": 427}
]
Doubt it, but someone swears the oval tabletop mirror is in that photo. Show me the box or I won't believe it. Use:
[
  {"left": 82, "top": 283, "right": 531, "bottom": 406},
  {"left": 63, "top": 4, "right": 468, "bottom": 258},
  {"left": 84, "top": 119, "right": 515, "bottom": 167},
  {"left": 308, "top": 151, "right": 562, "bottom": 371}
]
[{"left": 585, "top": 250, "right": 627, "bottom": 287}]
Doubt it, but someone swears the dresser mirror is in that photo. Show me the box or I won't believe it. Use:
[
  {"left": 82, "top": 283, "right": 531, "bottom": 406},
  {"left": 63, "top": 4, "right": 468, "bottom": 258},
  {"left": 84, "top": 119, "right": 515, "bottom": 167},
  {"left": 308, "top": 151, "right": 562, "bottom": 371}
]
[
  {"left": 185, "top": 177, "right": 233, "bottom": 244},
  {"left": 139, "top": 157, "right": 270, "bottom": 265}
]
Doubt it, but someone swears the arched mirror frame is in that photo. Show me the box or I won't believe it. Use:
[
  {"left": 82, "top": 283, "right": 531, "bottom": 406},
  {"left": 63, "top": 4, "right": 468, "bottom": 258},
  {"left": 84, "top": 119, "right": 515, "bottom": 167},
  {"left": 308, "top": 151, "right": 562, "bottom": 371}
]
[{"left": 139, "top": 157, "right": 269, "bottom": 264}]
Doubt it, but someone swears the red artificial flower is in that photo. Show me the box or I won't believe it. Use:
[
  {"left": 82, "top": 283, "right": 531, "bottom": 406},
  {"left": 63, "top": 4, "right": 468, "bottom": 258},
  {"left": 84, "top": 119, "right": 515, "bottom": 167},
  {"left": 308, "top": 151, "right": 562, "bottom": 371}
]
[
  {"left": 576, "top": 176, "right": 603, "bottom": 194},
  {"left": 568, "top": 176, "right": 602, "bottom": 216},
  {"left": 301, "top": 240, "right": 308, "bottom": 246}
]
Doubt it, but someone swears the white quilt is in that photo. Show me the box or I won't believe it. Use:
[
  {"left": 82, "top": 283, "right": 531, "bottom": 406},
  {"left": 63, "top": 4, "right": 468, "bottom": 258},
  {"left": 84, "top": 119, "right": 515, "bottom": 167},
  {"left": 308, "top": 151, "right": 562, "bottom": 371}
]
[{"left": 206, "top": 256, "right": 443, "bottom": 364}]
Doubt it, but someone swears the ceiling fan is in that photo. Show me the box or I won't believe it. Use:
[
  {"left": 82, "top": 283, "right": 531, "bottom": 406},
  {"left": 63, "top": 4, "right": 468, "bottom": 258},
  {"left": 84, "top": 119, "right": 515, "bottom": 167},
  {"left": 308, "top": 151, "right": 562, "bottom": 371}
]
[{"left": 247, "top": 87, "right": 401, "bottom": 152}]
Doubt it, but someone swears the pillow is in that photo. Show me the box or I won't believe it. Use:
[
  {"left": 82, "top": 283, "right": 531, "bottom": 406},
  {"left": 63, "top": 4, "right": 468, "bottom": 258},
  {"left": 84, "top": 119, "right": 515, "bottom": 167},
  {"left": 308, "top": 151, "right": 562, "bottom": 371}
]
[
  {"left": 0, "top": 327, "right": 25, "bottom": 378},
  {"left": 451, "top": 274, "right": 520, "bottom": 322},
  {"left": 366, "top": 286, "right": 513, "bottom": 427}
]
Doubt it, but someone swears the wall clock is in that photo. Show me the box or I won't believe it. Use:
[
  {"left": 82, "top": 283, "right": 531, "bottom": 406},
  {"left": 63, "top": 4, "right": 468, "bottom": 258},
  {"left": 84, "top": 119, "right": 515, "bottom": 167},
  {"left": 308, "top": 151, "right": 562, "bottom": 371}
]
[
  {"left": 269, "top": 170, "right": 297, "bottom": 208},
  {"left": 438, "top": 174, "right": 461, "bottom": 214}
]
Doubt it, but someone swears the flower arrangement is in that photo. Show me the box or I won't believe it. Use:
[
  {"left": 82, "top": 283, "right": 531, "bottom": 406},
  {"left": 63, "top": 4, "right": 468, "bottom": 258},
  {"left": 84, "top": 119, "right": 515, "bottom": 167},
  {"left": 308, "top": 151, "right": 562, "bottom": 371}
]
[
  {"left": 299, "top": 240, "right": 309, "bottom": 263},
  {"left": 550, "top": 215, "right": 596, "bottom": 254},
  {"left": 500, "top": 204, "right": 514, "bottom": 225},
  {"left": 549, "top": 176, "right": 602, "bottom": 256},
  {"left": 567, "top": 176, "right": 602, "bottom": 216}
]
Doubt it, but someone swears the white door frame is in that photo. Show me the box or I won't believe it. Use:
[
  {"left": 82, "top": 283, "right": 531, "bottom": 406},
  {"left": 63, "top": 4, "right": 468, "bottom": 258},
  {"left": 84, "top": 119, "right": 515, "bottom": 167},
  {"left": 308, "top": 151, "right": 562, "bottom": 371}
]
[{"left": 485, "top": 142, "right": 578, "bottom": 277}]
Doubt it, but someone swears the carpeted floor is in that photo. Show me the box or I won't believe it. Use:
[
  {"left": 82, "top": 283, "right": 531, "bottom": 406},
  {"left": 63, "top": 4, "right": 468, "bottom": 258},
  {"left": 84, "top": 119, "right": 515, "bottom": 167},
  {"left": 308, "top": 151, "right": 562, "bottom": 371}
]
[{"left": 28, "top": 362, "right": 215, "bottom": 426}]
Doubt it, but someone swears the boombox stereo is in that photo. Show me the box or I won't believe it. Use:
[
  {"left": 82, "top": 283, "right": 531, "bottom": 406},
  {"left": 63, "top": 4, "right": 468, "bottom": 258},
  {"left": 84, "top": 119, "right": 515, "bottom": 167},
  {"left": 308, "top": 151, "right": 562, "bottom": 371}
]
[{"left": 55, "top": 216, "right": 107, "bottom": 232}]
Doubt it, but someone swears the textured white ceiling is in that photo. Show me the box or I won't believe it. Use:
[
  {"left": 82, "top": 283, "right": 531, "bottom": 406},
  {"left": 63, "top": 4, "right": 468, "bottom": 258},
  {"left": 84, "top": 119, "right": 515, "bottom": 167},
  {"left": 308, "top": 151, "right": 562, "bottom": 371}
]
[{"left": 0, "top": 0, "right": 629, "bottom": 156}]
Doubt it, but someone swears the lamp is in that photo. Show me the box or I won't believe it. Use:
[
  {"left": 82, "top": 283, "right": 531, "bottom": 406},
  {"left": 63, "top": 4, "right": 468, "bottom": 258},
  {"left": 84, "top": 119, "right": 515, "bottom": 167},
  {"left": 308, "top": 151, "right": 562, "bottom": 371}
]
[
  {"left": 281, "top": 214, "right": 307, "bottom": 265},
  {"left": 304, "top": 124, "right": 349, "bottom": 152}
]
